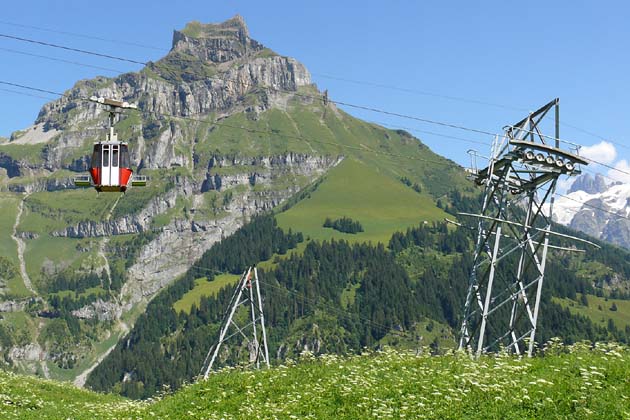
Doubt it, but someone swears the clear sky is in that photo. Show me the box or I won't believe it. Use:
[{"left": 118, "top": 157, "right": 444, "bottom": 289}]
[{"left": 0, "top": 0, "right": 628, "bottom": 182}]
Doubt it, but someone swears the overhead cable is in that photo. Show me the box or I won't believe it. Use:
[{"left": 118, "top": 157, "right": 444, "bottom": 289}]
[
  {"left": 3, "top": 78, "right": 630, "bottom": 203},
  {"left": 0, "top": 20, "right": 166, "bottom": 51}
]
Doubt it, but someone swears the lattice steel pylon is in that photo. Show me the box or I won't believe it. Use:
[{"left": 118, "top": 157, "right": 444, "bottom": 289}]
[
  {"left": 201, "top": 266, "right": 270, "bottom": 378},
  {"left": 458, "top": 98, "right": 594, "bottom": 357}
]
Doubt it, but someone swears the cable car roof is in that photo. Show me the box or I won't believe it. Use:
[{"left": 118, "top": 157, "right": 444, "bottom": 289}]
[{"left": 93, "top": 140, "right": 129, "bottom": 145}]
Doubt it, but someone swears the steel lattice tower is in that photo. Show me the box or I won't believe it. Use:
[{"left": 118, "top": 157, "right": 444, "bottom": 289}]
[
  {"left": 458, "top": 98, "right": 593, "bottom": 356},
  {"left": 201, "top": 266, "right": 270, "bottom": 378}
]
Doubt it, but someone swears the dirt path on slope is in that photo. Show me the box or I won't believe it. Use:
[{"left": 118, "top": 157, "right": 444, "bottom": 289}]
[
  {"left": 11, "top": 193, "right": 35, "bottom": 295},
  {"left": 73, "top": 321, "right": 129, "bottom": 388}
]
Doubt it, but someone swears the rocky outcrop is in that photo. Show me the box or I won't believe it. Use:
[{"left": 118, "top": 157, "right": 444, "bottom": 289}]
[
  {"left": 51, "top": 150, "right": 340, "bottom": 313},
  {"left": 8, "top": 176, "right": 78, "bottom": 193},
  {"left": 56, "top": 216, "right": 146, "bottom": 238},
  {"left": 72, "top": 299, "right": 122, "bottom": 321},
  {"left": 25, "top": 55, "right": 312, "bottom": 172},
  {"left": 202, "top": 153, "right": 341, "bottom": 192},
  {"left": 139, "top": 120, "right": 190, "bottom": 169},
  {"left": 53, "top": 182, "right": 186, "bottom": 238},
  {"left": 0, "top": 300, "right": 27, "bottom": 312},
  {"left": 0, "top": 16, "right": 340, "bottom": 382},
  {"left": 0, "top": 153, "right": 22, "bottom": 177},
  {"left": 556, "top": 177, "right": 630, "bottom": 249},
  {"left": 568, "top": 173, "right": 609, "bottom": 194},
  {"left": 170, "top": 16, "right": 263, "bottom": 63},
  {"left": 9, "top": 343, "right": 46, "bottom": 362},
  {"left": 31, "top": 17, "right": 311, "bottom": 174},
  {"left": 8, "top": 123, "right": 59, "bottom": 145},
  {"left": 601, "top": 217, "right": 630, "bottom": 249},
  {"left": 569, "top": 198, "right": 612, "bottom": 239}
]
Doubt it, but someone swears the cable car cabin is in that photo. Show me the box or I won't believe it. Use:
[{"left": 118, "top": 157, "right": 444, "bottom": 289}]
[
  {"left": 73, "top": 141, "right": 147, "bottom": 192},
  {"left": 73, "top": 96, "right": 146, "bottom": 193},
  {"left": 73, "top": 96, "right": 147, "bottom": 192},
  {"left": 90, "top": 141, "right": 133, "bottom": 192}
]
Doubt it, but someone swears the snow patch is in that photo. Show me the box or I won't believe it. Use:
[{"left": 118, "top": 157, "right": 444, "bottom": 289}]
[{"left": 551, "top": 182, "right": 630, "bottom": 226}]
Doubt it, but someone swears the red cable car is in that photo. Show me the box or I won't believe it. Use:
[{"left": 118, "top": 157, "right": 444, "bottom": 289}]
[
  {"left": 89, "top": 141, "right": 134, "bottom": 192},
  {"left": 74, "top": 97, "right": 146, "bottom": 192}
]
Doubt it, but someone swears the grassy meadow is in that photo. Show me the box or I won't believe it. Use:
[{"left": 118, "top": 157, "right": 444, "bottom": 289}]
[
  {"left": 554, "top": 293, "right": 630, "bottom": 331},
  {"left": 276, "top": 159, "right": 449, "bottom": 245},
  {"left": 0, "top": 342, "right": 628, "bottom": 419},
  {"left": 173, "top": 274, "right": 240, "bottom": 314}
]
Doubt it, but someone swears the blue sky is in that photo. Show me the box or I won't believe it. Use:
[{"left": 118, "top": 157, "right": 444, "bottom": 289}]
[{"left": 0, "top": 0, "right": 628, "bottom": 181}]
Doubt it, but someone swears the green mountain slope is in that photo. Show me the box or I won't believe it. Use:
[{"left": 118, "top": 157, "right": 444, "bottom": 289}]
[
  {"left": 555, "top": 293, "right": 630, "bottom": 331},
  {"left": 2, "top": 343, "right": 629, "bottom": 419},
  {"left": 276, "top": 158, "right": 450, "bottom": 244}
]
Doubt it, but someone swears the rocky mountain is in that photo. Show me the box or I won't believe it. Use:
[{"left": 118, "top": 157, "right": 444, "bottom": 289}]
[
  {"left": 567, "top": 172, "right": 609, "bottom": 195},
  {"left": 0, "top": 16, "right": 464, "bottom": 382},
  {"left": 553, "top": 173, "right": 630, "bottom": 248}
]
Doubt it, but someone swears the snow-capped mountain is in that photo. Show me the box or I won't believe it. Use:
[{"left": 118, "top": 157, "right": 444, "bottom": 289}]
[{"left": 552, "top": 173, "right": 630, "bottom": 248}]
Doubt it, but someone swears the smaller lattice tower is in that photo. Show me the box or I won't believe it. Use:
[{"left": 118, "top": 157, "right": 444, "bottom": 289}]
[{"left": 201, "top": 266, "right": 270, "bottom": 378}]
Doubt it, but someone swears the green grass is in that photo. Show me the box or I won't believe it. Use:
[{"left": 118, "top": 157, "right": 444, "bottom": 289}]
[
  {"left": 0, "top": 143, "right": 46, "bottom": 163},
  {"left": 340, "top": 283, "right": 360, "bottom": 309},
  {"left": 0, "top": 369, "right": 133, "bottom": 419},
  {"left": 181, "top": 21, "right": 204, "bottom": 37},
  {"left": 276, "top": 159, "right": 450, "bottom": 244},
  {"left": 1, "top": 311, "right": 34, "bottom": 336},
  {"left": 6, "top": 277, "right": 33, "bottom": 298},
  {"left": 256, "top": 48, "right": 278, "bottom": 58},
  {"left": 554, "top": 293, "right": 630, "bottom": 331},
  {"left": 22, "top": 190, "right": 119, "bottom": 230},
  {"left": 17, "top": 189, "right": 137, "bottom": 286},
  {"left": 0, "top": 193, "right": 23, "bottom": 295},
  {"left": 0, "top": 193, "right": 20, "bottom": 263},
  {"left": 173, "top": 274, "right": 240, "bottom": 314},
  {"left": 191, "top": 100, "right": 468, "bottom": 200},
  {"left": 24, "top": 236, "right": 84, "bottom": 284},
  {"left": 193, "top": 108, "right": 317, "bottom": 163},
  {"left": 1, "top": 342, "right": 629, "bottom": 419},
  {"left": 48, "top": 286, "right": 106, "bottom": 300}
]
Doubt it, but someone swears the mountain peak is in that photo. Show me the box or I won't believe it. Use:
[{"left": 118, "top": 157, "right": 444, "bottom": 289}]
[
  {"left": 179, "top": 15, "right": 249, "bottom": 40},
  {"left": 567, "top": 173, "right": 608, "bottom": 194},
  {"left": 171, "top": 16, "right": 263, "bottom": 62}
]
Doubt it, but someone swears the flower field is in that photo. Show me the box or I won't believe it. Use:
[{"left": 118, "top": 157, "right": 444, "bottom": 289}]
[{"left": 1, "top": 341, "right": 629, "bottom": 419}]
